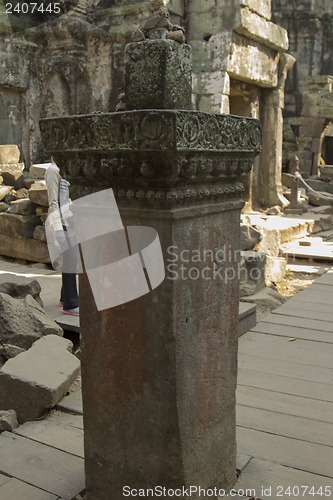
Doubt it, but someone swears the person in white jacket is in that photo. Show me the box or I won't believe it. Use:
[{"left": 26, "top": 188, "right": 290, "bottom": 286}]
[{"left": 44, "top": 161, "right": 79, "bottom": 316}]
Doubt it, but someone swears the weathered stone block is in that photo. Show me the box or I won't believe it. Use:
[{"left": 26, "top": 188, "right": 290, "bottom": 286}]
[
  {"left": 36, "top": 205, "right": 48, "bottom": 216},
  {"left": 265, "top": 256, "right": 287, "bottom": 284},
  {"left": 0, "top": 293, "right": 62, "bottom": 350},
  {"left": 228, "top": 33, "right": 279, "bottom": 87},
  {"left": 239, "top": 250, "right": 266, "bottom": 296},
  {"left": 0, "top": 409, "right": 18, "bottom": 433},
  {"left": 0, "top": 202, "right": 9, "bottom": 212},
  {"left": 33, "top": 225, "right": 47, "bottom": 243},
  {"left": 187, "top": 0, "right": 216, "bottom": 13},
  {"left": 125, "top": 40, "right": 192, "bottom": 110},
  {"left": 0, "top": 145, "right": 20, "bottom": 164},
  {"left": 235, "top": 7, "right": 288, "bottom": 51},
  {"left": 24, "top": 178, "right": 35, "bottom": 189},
  {"left": 0, "top": 212, "right": 40, "bottom": 238},
  {"left": 240, "top": 223, "right": 262, "bottom": 250},
  {"left": 0, "top": 234, "right": 50, "bottom": 263},
  {"left": 30, "top": 163, "right": 52, "bottom": 179},
  {"left": 240, "top": 0, "right": 271, "bottom": 20},
  {"left": 0, "top": 175, "right": 3, "bottom": 184},
  {"left": 28, "top": 181, "right": 49, "bottom": 206},
  {"left": 302, "top": 91, "right": 333, "bottom": 119},
  {"left": 193, "top": 70, "right": 230, "bottom": 95},
  {"left": 0, "top": 273, "right": 42, "bottom": 305},
  {"left": 0, "top": 167, "right": 25, "bottom": 189},
  {"left": 0, "top": 185, "right": 12, "bottom": 201},
  {"left": 15, "top": 187, "right": 29, "bottom": 199},
  {"left": 8, "top": 199, "right": 36, "bottom": 215},
  {"left": 187, "top": 9, "right": 222, "bottom": 39},
  {"left": 0, "top": 335, "right": 79, "bottom": 423},
  {"left": 1, "top": 344, "right": 25, "bottom": 360},
  {"left": 168, "top": 0, "right": 185, "bottom": 16}
]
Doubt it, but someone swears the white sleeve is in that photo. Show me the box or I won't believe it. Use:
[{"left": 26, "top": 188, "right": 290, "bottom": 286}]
[{"left": 45, "top": 164, "right": 63, "bottom": 232}]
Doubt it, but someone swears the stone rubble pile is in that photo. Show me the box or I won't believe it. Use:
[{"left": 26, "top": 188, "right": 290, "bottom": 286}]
[
  {"left": 0, "top": 145, "right": 51, "bottom": 264},
  {"left": 0, "top": 335, "right": 80, "bottom": 424},
  {"left": 0, "top": 274, "right": 63, "bottom": 368}
]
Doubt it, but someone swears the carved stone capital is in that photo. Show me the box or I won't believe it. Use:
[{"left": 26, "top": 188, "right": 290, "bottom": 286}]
[{"left": 40, "top": 110, "right": 261, "bottom": 207}]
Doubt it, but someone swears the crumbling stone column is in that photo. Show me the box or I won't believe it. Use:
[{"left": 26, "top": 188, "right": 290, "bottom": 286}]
[
  {"left": 261, "top": 53, "right": 295, "bottom": 208},
  {"left": 40, "top": 33, "right": 261, "bottom": 500}
]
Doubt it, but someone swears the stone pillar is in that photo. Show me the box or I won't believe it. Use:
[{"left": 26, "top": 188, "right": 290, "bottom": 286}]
[
  {"left": 40, "top": 37, "right": 261, "bottom": 500},
  {"left": 261, "top": 53, "right": 295, "bottom": 208}
]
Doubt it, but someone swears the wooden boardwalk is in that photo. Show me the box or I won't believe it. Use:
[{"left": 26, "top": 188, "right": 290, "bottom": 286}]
[
  {"left": 235, "top": 268, "right": 333, "bottom": 499},
  {"left": 0, "top": 261, "right": 332, "bottom": 499}
]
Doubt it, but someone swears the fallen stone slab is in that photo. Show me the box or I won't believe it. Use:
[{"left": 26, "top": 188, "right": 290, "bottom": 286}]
[
  {"left": 0, "top": 344, "right": 25, "bottom": 360},
  {"left": 30, "top": 163, "right": 52, "bottom": 179},
  {"left": 0, "top": 335, "right": 80, "bottom": 423},
  {"left": 0, "top": 168, "right": 25, "bottom": 189},
  {"left": 0, "top": 234, "right": 50, "bottom": 263},
  {"left": 240, "top": 223, "right": 262, "bottom": 250},
  {"left": 28, "top": 181, "right": 49, "bottom": 207},
  {"left": 0, "top": 409, "right": 18, "bottom": 433},
  {"left": 0, "top": 212, "right": 40, "bottom": 239},
  {"left": 0, "top": 273, "right": 43, "bottom": 305},
  {"left": 7, "top": 198, "right": 37, "bottom": 215},
  {"left": 0, "top": 145, "right": 20, "bottom": 164},
  {"left": 0, "top": 293, "right": 62, "bottom": 350},
  {"left": 0, "top": 185, "right": 12, "bottom": 201}
]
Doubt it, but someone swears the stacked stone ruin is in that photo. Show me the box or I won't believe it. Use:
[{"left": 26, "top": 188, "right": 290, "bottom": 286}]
[{"left": 0, "top": 145, "right": 50, "bottom": 264}]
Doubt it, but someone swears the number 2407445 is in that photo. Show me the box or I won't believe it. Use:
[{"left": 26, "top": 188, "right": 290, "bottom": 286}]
[{"left": 6, "top": 3, "right": 61, "bottom": 14}]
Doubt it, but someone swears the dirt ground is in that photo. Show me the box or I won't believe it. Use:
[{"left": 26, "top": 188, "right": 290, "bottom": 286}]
[
  {"left": 252, "top": 270, "right": 320, "bottom": 323},
  {"left": 275, "top": 270, "right": 319, "bottom": 298}
]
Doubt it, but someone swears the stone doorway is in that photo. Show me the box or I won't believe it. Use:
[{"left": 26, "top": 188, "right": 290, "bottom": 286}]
[
  {"left": 322, "top": 132, "right": 333, "bottom": 166},
  {"left": 229, "top": 79, "right": 261, "bottom": 210}
]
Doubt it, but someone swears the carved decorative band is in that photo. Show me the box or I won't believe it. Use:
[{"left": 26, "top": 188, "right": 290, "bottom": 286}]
[
  {"left": 40, "top": 110, "right": 262, "bottom": 154},
  {"left": 55, "top": 154, "right": 256, "bottom": 186},
  {"left": 114, "top": 183, "right": 245, "bottom": 206}
]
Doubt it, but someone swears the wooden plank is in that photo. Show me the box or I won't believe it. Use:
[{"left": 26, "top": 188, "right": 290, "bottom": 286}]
[
  {"left": 236, "top": 454, "right": 252, "bottom": 472},
  {"left": 47, "top": 411, "right": 83, "bottom": 430},
  {"left": 56, "top": 390, "right": 83, "bottom": 415},
  {"left": 260, "top": 313, "right": 333, "bottom": 332},
  {"left": 301, "top": 283, "right": 333, "bottom": 293},
  {"left": 237, "top": 386, "right": 333, "bottom": 423},
  {"left": 315, "top": 269, "right": 333, "bottom": 285},
  {"left": 0, "top": 432, "right": 84, "bottom": 500},
  {"left": 293, "top": 291, "right": 333, "bottom": 306},
  {"left": 278, "top": 299, "right": 333, "bottom": 315},
  {"left": 273, "top": 305, "right": 333, "bottom": 323},
  {"left": 239, "top": 352, "right": 333, "bottom": 385},
  {"left": 0, "top": 474, "right": 10, "bottom": 487},
  {"left": 236, "top": 458, "right": 333, "bottom": 500},
  {"left": 54, "top": 314, "right": 80, "bottom": 334},
  {"left": 238, "top": 368, "right": 333, "bottom": 402},
  {"left": 251, "top": 321, "right": 333, "bottom": 343},
  {"left": 237, "top": 405, "right": 333, "bottom": 446},
  {"left": 14, "top": 419, "right": 84, "bottom": 458},
  {"left": 0, "top": 478, "right": 59, "bottom": 500},
  {"left": 237, "top": 427, "right": 333, "bottom": 478},
  {"left": 239, "top": 331, "right": 333, "bottom": 368}
]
